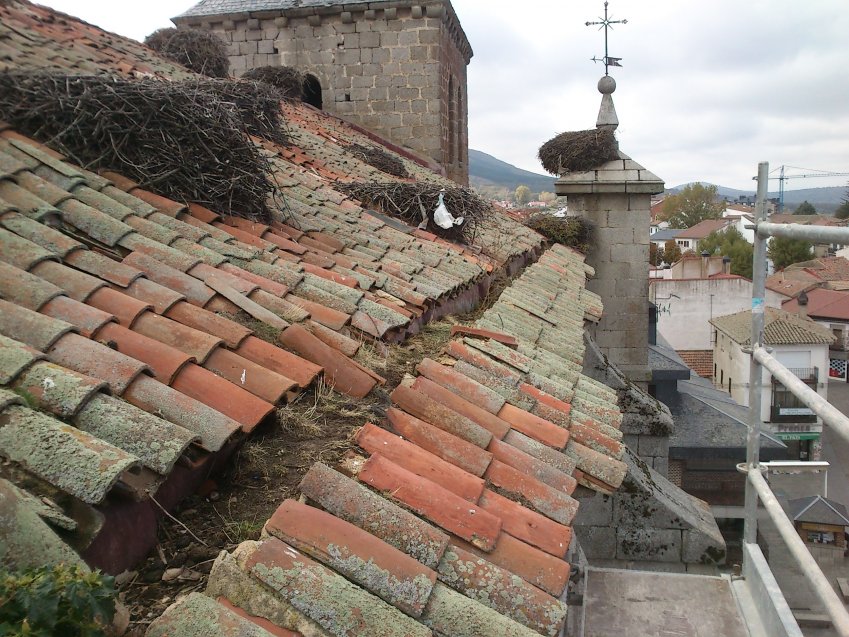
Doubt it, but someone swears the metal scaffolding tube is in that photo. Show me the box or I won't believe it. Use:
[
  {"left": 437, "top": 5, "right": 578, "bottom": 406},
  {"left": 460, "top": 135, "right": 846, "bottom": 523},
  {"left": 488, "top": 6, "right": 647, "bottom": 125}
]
[
  {"left": 744, "top": 161, "right": 769, "bottom": 544},
  {"left": 748, "top": 468, "right": 849, "bottom": 636},
  {"left": 756, "top": 222, "right": 849, "bottom": 245},
  {"left": 754, "top": 346, "right": 849, "bottom": 447}
]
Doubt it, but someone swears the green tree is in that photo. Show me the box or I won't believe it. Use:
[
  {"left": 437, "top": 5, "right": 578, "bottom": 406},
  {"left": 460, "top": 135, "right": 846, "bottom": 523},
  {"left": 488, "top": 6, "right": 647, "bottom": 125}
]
[
  {"left": 698, "top": 227, "right": 754, "bottom": 278},
  {"left": 836, "top": 184, "right": 849, "bottom": 219},
  {"left": 768, "top": 236, "right": 814, "bottom": 270},
  {"left": 663, "top": 239, "right": 682, "bottom": 264},
  {"left": 649, "top": 242, "right": 664, "bottom": 266},
  {"left": 539, "top": 191, "right": 557, "bottom": 204},
  {"left": 660, "top": 183, "right": 724, "bottom": 229},
  {"left": 514, "top": 184, "right": 532, "bottom": 206},
  {"left": 794, "top": 200, "right": 816, "bottom": 215}
]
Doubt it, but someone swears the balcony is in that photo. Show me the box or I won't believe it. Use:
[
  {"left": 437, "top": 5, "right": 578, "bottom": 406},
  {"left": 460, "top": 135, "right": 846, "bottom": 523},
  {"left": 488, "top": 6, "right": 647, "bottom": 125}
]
[
  {"left": 769, "top": 405, "right": 818, "bottom": 424},
  {"left": 779, "top": 367, "right": 819, "bottom": 383}
]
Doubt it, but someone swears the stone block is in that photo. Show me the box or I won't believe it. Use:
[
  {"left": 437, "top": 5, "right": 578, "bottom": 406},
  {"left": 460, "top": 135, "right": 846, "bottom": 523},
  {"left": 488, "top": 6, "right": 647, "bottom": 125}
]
[
  {"left": 364, "top": 9, "right": 376, "bottom": 20},
  {"left": 359, "top": 49, "right": 373, "bottom": 63},
  {"left": 682, "top": 527, "right": 726, "bottom": 565},
  {"left": 343, "top": 33, "right": 360, "bottom": 48},
  {"left": 617, "top": 528, "right": 682, "bottom": 562},
  {"left": 390, "top": 125, "right": 412, "bottom": 139},
  {"left": 574, "top": 492, "right": 614, "bottom": 526},
  {"left": 384, "top": 8, "right": 397, "bottom": 19},
  {"left": 614, "top": 492, "right": 688, "bottom": 530},
  {"left": 338, "top": 49, "right": 360, "bottom": 64},
  {"left": 246, "top": 30, "right": 263, "bottom": 41},
  {"left": 638, "top": 435, "right": 669, "bottom": 458},
  {"left": 398, "top": 29, "right": 420, "bottom": 45},
  {"left": 425, "top": 5, "right": 444, "bottom": 17},
  {"left": 360, "top": 31, "right": 380, "bottom": 48},
  {"left": 340, "top": 11, "right": 353, "bottom": 23},
  {"left": 410, "top": 45, "right": 429, "bottom": 61},
  {"left": 381, "top": 32, "right": 400, "bottom": 46},
  {"left": 257, "top": 40, "right": 275, "bottom": 54},
  {"left": 307, "top": 14, "right": 321, "bottom": 26},
  {"left": 419, "top": 28, "right": 439, "bottom": 44},
  {"left": 274, "top": 16, "right": 288, "bottom": 27},
  {"left": 232, "top": 29, "right": 246, "bottom": 42},
  {"left": 575, "top": 525, "right": 617, "bottom": 560},
  {"left": 230, "top": 55, "right": 247, "bottom": 69},
  {"left": 652, "top": 456, "right": 668, "bottom": 477},
  {"left": 372, "top": 48, "right": 390, "bottom": 63},
  {"left": 355, "top": 21, "right": 372, "bottom": 33},
  {"left": 411, "top": 6, "right": 423, "bottom": 19},
  {"left": 246, "top": 18, "right": 260, "bottom": 30},
  {"left": 411, "top": 99, "right": 428, "bottom": 113}
]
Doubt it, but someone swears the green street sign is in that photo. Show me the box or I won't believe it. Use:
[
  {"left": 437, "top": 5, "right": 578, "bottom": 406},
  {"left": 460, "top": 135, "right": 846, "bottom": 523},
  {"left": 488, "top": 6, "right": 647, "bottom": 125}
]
[{"left": 774, "top": 432, "right": 820, "bottom": 441}]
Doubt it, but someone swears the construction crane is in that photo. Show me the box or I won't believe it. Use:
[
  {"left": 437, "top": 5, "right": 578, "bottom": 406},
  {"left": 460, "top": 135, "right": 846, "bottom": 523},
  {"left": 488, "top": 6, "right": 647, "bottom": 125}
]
[{"left": 768, "top": 165, "right": 849, "bottom": 212}]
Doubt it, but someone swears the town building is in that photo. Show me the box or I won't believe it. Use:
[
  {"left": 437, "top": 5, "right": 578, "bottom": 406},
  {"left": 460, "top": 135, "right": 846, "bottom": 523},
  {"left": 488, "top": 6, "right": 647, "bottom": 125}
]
[
  {"left": 783, "top": 286, "right": 849, "bottom": 381},
  {"left": 174, "top": 0, "right": 472, "bottom": 184},
  {"left": 710, "top": 307, "right": 834, "bottom": 459}
]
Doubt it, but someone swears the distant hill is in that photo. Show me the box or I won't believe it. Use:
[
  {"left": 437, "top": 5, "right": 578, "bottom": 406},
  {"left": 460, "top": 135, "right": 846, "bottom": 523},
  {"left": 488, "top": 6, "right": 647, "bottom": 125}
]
[
  {"left": 669, "top": 182, "right": 846, "bottom": 214},
  {"left": 469, "top": 149, "right": 555, "bottom": 194}
]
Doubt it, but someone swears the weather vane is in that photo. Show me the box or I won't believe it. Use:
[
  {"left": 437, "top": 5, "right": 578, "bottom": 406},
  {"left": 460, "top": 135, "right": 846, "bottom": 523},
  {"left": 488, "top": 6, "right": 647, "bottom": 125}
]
[{"left": 586, "top": 1, "right": 627, "bottom": 76}]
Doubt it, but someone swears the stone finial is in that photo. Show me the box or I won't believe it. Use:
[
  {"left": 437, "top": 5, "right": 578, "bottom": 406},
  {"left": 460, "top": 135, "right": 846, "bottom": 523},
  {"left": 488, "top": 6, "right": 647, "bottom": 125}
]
[{"left": 596, "top": 75, "right": 619, "bottom": 131}]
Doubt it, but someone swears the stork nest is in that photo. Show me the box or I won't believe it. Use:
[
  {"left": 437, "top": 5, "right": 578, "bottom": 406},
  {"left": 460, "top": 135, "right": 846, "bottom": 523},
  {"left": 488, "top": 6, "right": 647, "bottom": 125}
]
[
  {"left": 184, "top": 77, "right": 289, "bottom": 145},
  {"left": 145, "top": 28, "right": 230, "bottom": 78},
  {"left": 0, "top": 73, "right": 274, "bottom": 222},
  {"left": 538, "top": 128, "right": 618, "bottom": 175},
  {"left": 242, "top": 66, "right": 305, "bottom": 101},
  {"left": 526, "top": 214, "right": 594, "bottom": 253},
  {"left": 347, "top": 143, "right": 409, "bottom": 178},
  {"left": 338, "top": 182, "right": 491, "bottom": 244}
]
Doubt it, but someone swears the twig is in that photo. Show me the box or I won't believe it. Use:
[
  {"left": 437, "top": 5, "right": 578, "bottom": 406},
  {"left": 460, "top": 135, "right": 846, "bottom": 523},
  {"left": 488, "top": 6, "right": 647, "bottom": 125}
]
[{"left": 149, "top": 495, "right": 208, "bottom": 547}]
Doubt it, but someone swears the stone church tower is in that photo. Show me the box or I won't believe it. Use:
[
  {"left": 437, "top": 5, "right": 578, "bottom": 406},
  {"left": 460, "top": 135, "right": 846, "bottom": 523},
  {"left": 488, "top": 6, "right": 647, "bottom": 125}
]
[{"left": 174, "top": 0, "right": 472, "bottom": 184}]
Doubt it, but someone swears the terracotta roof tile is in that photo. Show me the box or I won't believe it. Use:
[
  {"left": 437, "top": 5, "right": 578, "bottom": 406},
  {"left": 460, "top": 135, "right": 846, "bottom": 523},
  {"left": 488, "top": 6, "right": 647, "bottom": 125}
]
[
  {"left": 355, "top": 423, "right": 485, "bottom": 503},
  {"left": 415, "top": 358, "right": 506, "bottom": 414},
  {"left": 245, "top": 537, "right": 431, "bottom": 637},
  {"left": 170, "top": 363, "right": 274, "bottom": 432},
  {"left": 86, "top": 287, "right": 152, "bottom": 328},
  {"left": 146, "top": 593, "right": 276, "bottom": 637},
  {"left": 123, "top": 251, "right": 216, "bottom": 306},
  {"left": 358, "top": 453, "right": 502, "bottom": 552},
  {"left": 204, "top": 347, "right": 296, "bottom": 404},
  {"left": 478, "top": 489, "right": 571, "bottom": 558},
  {"left": 497, "top": 403, "right": 569, "bottom": 449},
  {"left": 278, "top": 324, "right": 376, "bottom": 398},
  {"left": 386, "top": 407, "right": 493, "bottom": 477},
  {"left": 64, "top": 249, "right": 143, "bottom": 287},
  {"left": 0, "top": 213, "right": 85, "bottom": 258},
  {"left": 96, "top": 323, "right": 193, "bottom": 385},
  {"left": 31, "top": 261, "right": 106, "bottom": 302},
  {"left": 487, "top": 438, "right": 577, "bottom": 495},
  {"left": 47, "top": 332, "right": 150, "bottom": 395},
  {"left": 123, "top": 375, "right": 240, "bottom": 452},
  {"left": 266, "top": 499, "right": 437, "bottom": 617},
  {"left": 411, "top": 376, "right": 511, "bottom": 440},
  {"left": 299, "top": 462, "right": 450, "bottom": 570},
  {"left": 435, "top": 544, "right": 567, "bottom": 637},
  {"left": 390, "top": 385, "right": 493, "bottom": 449},
  {"left": 132, "top": 311, "right": 222, "bottom": 364},
  {"left": 0, "top": 298, "right": 75, "bottom": 351},
  {"left": 484, "top": 459, "right": 578, "bottom": 526}
]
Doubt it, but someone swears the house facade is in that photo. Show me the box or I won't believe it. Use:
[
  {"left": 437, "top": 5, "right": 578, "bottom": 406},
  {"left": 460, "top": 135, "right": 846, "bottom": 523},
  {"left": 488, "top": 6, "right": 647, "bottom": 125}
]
[
  {"left": 783, "top": 287, "right": 849, "bottom": 381},
  {"left": 710, "top": 308, "right": 834, "bottom": 459},
  {"left": 174, "top": 0, "right": 472, "bottom": 184}
]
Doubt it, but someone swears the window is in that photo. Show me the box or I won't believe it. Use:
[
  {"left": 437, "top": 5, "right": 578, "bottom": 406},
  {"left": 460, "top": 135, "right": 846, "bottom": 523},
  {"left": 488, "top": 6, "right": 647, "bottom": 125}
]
[{"left": 771, "top": 379, "right": 816, "bottom": 422}]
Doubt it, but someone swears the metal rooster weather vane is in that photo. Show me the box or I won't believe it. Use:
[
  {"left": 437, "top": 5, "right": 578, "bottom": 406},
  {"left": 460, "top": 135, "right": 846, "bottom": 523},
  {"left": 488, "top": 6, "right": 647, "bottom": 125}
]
[{"left": 586, "top": 1, "right": 627, "bottom": 76}]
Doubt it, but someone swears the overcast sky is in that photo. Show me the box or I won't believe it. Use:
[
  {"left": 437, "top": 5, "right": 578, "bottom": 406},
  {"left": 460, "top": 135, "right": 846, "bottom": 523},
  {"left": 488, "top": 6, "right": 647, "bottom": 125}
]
[{"left": 39, "top": 0, "right": 849, "bottom": 191}]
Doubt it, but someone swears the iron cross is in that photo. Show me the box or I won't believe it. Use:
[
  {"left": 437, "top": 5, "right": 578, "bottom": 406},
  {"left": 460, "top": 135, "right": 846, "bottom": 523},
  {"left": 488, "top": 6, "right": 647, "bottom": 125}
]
[{"left": 586, "top": 1, "right": 627, "bottom": 76}]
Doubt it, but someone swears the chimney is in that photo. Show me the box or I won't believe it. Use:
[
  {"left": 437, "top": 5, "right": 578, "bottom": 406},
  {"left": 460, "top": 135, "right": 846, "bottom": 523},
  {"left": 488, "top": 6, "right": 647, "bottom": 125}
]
[
  {"left": 798, "top": 290, "right": 808, "bottom": 317},
  {"left": 700, "top": 250, "right": 710, "bottom": 278},
  {"left": 722, "top": 255, "right": 731, "bottom": 275}
]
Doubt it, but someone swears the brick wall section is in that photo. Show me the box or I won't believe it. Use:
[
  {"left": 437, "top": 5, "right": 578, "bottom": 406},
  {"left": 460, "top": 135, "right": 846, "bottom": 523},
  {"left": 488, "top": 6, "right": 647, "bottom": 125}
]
[{"left": 176, "top": 1, "right": 471, "bottom": 184}]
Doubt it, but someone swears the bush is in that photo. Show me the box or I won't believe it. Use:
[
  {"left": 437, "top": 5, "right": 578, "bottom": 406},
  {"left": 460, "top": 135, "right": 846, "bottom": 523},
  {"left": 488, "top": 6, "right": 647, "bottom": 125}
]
[
  {"left": 0, "top": 565, "right": 117, "bottom": 637},
  {"left": 526, "top": 215, "right": 594, "bottom": 253}
]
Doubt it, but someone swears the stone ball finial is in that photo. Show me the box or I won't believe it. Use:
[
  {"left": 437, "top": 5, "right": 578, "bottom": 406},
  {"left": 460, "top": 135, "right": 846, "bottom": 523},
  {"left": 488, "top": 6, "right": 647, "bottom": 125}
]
[{"left": 598, "top": 75, "right": 616, "bottom": 95}]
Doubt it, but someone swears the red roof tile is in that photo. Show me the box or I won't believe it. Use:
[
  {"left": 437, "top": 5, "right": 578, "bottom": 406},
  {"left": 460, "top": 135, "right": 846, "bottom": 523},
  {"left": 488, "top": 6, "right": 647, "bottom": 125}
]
[
  {"left": 266, "top": 499, "right": 437, "bottom": 617},
  {"left": 204, "top": 347, "right": 296, "bottom": 404},
  {"left": 497, "top": 403, "right": 569, "bottom": 449},
  {"left": 477, "top": 489, "right": 571, "bottom": 558},
  {"left": 356, "top": 423, "right": 485, "bottom": 503},
  {"left": 390, "top": 385, "right": 493, "bottom": 449},
  {"left": 358, "top": 453, "right": 502, "bottom": 552},
  {"left": 96, "top": 322, "right": 193, "bottom": 385}
]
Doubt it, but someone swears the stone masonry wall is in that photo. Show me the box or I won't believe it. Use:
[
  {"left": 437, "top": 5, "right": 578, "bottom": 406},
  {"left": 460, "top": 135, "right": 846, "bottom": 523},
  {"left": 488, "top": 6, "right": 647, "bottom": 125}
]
[
  {"left": 177, "top": 2, "right": 470, "bottom": 184},
  {"left": 569, "top": 192, "right": 651, "bottom": 383}
]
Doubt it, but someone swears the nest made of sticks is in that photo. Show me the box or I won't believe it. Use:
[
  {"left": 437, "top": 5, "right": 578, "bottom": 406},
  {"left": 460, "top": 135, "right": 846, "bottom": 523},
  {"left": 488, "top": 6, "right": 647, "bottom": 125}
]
[
  {"left": 538, "top": 128, "right": 618, "bottom": 175},
  {"left": 145, "top": 28, "right": 230, "bottom": 78},
  {"left": 0, "top": 73, "right": 274, "bottom": 222},
  {"left": 526, "top": 214, "right": 594, "bottom": 253},
  {"left": 184, "top": 77, "right": 288, "bottom": 145},
  {"left": 339, "top": 182, "right": 492, "bottom": 243},
  {"left": 347, "top": 143, "right": 409, "bottom": 179},
  {"left": 242, "top": 66, "right": 305, "bottom": 101}
]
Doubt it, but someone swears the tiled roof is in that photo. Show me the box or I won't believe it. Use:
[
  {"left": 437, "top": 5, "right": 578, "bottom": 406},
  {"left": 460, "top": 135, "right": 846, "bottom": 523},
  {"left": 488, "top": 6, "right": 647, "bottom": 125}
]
[
  {"left": 786, "top": 256, "right": 849, "bottom": 281},
  {"left": 710, "top": 307, "right": 835, "bottom": 346},
  {"left": 765, "top": 271, "right": 822, "bottom": 298},
  {"left": 674, "top": 218, "right": 730, "bottom": 240},
  {"left": 769, "top": 213, "right": 848, "bottom": 228},
  {"left": 783, "top": 287, "right": 849, "bottom": 321},
  {"left": 0, "top": 3, "right": 629, "bottom": 632},
  {"left": 675, "top": 349, "right": 713, "bottom": 379},
  {"left": 190, "top": 245, "right": 627, "bottom": 636},
  {"left": 786, "top": 495, "right": 849, "bottom": 526}
]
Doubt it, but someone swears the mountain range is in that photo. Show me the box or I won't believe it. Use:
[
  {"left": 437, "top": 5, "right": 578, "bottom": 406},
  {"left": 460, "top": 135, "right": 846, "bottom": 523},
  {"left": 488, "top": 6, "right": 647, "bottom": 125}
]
[{"left": 469, "top": 149, "right": 846, "bottom": 212}]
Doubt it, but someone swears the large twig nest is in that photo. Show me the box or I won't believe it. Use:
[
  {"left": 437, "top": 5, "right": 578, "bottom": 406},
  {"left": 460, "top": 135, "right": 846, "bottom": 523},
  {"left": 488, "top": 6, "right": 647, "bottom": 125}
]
[
  {"left": 347, "top": 144, "right": 409, "bottom": 178},
  {"left": 526, "top": 214, "right": 594, "bottom": 253},
  {"left": 538, "top": 128, "right": 618, "bottom": 175},
  {"left": 242, "top": 66, "right": 305, "bottom": 101},
  {"left": 0, "top": 73, "right": 275, "bottom": 221},
  {"left": 338, "top": 182, "right": 491, "bottom": 244},
  {"left": 145, "top": 28, "right": 230, "bottom": 78}
]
